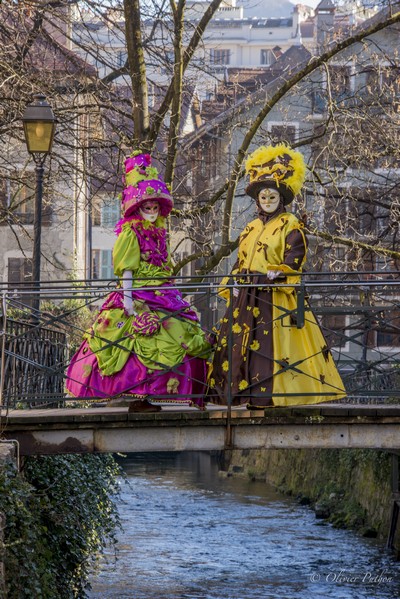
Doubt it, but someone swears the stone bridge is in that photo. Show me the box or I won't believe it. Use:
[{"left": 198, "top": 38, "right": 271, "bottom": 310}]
[{"left": 1, "top": 403, "right": 400, "bottom": 456}]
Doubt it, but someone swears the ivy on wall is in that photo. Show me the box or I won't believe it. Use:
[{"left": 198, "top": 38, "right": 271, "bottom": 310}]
[{"left": 0, "top": 453, "right": 122, "bottom": 599}]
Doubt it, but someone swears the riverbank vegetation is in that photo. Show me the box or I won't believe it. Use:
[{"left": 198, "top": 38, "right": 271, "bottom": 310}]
[
  {"left": 0, "top": 453, "right": 121, "bottom": 598},
  {"left": 222, "top": 448, "right": 396, "bottom": 547}
]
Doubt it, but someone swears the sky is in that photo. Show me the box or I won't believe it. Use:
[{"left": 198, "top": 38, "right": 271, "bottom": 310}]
[
  {"left": 239, "top": 0, "right": 382, "bottom": 18},
  {"left": 239, "top": 0, "right": 320, "bottom": 18}
]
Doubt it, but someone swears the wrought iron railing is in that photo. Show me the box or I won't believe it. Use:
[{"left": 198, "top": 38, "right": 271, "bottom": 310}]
[
  {"left": 0, "top": 316, "right": 67, "bottom": 408},
  {"left": 0, "top": 273, "right": 399, "bottom": 409}
]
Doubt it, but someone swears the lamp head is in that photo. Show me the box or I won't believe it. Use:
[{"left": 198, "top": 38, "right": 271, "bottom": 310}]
[{"left": 22, "top": 94, "right": 56, "bottom": 154}]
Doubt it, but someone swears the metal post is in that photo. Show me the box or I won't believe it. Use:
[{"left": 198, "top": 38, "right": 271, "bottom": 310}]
[
  {"left": 32, "top": 161, "right": 44, "bottom": 320},
  {"left": 0, "top": 292, "right": 7, "bottom": 408},
  {"left": 296, "top": 276, "right": 305, "bottom": 329},
  {"left": 22, "top": 94, "right": 56, "bottom": 321},
  {"left": 225, "top": 283, "right": 234, "bottom": 448}
]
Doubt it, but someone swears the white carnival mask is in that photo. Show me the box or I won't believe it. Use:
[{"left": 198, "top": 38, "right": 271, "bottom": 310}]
[
  {"left": 258, "top": 188, "right": 281, "bottom": 213},
  {"left": 139, "top": 201, "right": 160, "bottom": 222}
]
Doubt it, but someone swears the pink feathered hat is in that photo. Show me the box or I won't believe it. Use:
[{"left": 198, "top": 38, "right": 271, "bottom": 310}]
[{"left": 121, "top": 152, "right": 173, "bottom": 218}]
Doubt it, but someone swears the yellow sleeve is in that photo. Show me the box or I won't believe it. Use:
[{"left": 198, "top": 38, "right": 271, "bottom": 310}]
[
  {"left": 218, "top": 270, "right": 239, "bottom": 304},
  {"left": 113, "top": 224, "right": 141, "bottom": 277}
]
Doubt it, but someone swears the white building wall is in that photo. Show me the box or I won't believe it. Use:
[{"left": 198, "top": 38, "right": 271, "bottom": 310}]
[{"left": 72, "top": 2, "right": 311, "bottom": 76}]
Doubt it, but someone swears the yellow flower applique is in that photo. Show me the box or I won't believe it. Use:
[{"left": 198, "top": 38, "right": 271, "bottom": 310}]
[
  {"left": 232, "top": 323, "right": 242, "bottom": 334},
  {"left": 238, "top": 380, "right": 248, "bottom": 391},
  {"left": 246, "top": 306, "right": 252, "bottom": 311},
  {"left": 250, "top": 340, "right": 260, "bottom": 351},
  {"left": 82, "top": 365, "right": 92, "bottom": 378},
  {"left": 233, "top": 308, "right": 240, "bottom": 319},
  {"left": 222, "top": 360, "right": 229, "bottom": 372},
  {"left": 263, "top": 329, "right": 269, "bottom": 335},
  {"left": 167, "top": 378, "right": 180, "bottom": 394},
  {"left": 220, "top": 336, "right": 227, "bottom": 347},
  {"left": 261, "top": 387, "right": 267, "bottom": 392},
  {"left": 253, "top": 307, "right": 260, "bottom": 318}
]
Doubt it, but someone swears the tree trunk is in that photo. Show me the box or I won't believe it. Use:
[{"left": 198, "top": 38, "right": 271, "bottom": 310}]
[{"left": 124, "top": 0, "right": 150, "bottom": 147}]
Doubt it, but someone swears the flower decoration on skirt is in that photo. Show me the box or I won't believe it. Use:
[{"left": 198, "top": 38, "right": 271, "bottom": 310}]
[{"left": 131, "top": 311, "right": 160, "bottom": 336}]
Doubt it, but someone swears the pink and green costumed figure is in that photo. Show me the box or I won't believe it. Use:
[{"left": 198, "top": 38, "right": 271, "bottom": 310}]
[{"left": 66, "top": 151, "right": 212, "bottom": 411}]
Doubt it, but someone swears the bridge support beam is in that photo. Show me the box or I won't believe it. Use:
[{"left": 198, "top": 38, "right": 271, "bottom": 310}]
[{"left": 3, "top": 417, "right": 400, "bottom": 456}]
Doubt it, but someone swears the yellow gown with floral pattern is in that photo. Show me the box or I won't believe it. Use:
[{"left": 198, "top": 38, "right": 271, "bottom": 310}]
[{"left": 209, "top": 212, "right": 346, "bottom": 407}]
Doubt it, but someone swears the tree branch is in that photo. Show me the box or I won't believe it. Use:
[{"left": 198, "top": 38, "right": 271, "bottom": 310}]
[
  {"left": 147, "top": 0, "right": 223, "bottom": 147},
  {"left": 164, "top": 0, "right": 186, "bottom": 184},
  {"left": 220, "top": 8, "right": 400, "bottom": 249},
  {"left": 308, "top": 227, "right": 400, "bottom": 260}
]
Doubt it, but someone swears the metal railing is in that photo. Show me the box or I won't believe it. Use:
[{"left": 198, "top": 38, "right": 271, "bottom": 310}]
[{"left": 0, "top": 272, "right": 400, "bottom": 409}]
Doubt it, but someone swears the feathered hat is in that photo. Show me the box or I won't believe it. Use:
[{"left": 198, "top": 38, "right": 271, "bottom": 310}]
[
  {"left": 121, "top": 151, "right": 173, "bottom": 218},
  {"left": 245, "top": 143, "right": 306, "bottom": 205}
]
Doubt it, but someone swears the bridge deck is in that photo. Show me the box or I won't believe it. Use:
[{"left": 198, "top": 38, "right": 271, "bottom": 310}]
[{"left": 1, "top": 403, "right": 400, "bottom": 455}]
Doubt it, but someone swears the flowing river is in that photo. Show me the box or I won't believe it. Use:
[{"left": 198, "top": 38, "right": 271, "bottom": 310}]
[{"left": 88, "top": 452, "right": 400, "bottom": 599}]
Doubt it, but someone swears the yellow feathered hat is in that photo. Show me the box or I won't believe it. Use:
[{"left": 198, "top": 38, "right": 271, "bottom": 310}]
[{"left": 245, "top": 143, "right": 306, "bottom": 205}]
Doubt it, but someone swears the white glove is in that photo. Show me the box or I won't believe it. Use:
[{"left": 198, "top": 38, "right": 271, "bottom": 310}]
[
  {"left": 233, "top": 280, "right": 239, "bottom": 297},
  {"left": 122, "top": 270, "right": 137, "bottom": 316},
  {"left": 266, "top": 270, "right": 283, "bottom": 280}
]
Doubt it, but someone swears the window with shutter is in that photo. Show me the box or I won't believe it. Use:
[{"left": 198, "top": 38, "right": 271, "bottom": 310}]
[
  {"left": 376, "top": 310, "right": 400, "bottom": 348},
  {"left": 268, "top": 124, "right": 297, "bottom": 146},
  {"left": 101, "top": 249, "right": 114, "bottom": 280},
  {"left": 7, "top": 257, "right": 32, "bottom": 285},
  {"left": 92, "top": 196, "right": 120, "bottom": 229},
  {"left": 91, "top": 249, "right": 100, "bottom": 279},
  {"left": 11, "top": 180, "right": 35, "bottom": 225},
  {"left": 92, "top": 249, "right": 114, "bottom": 281},
  {"left": 0, "top": 176, "right": 52, "bottom": 226},
  {"left": 101, "top": 197, "right": 120, "bottom": 228},
  {"left": 210, "top": 49, "right": 230, "bottom": 65},
  {"left": 329, "top": 66, "right": 352, "bottom": 102},
  {"left": 91, "top": 198, "right": 102, "bottom": 227},
  {"left": 7, "top": 257, "right": 33, "bottom": 308},
  {"left": 260, "top": 49, "right": 274, "bottom": 66},
  {"left": 320, "top": 314, "right": 348, "bottom": 349}
]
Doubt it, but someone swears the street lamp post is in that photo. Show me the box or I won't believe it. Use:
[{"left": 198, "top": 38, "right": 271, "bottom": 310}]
[{"left": 22, "top": 94, "right": 56, "bottom": 320}]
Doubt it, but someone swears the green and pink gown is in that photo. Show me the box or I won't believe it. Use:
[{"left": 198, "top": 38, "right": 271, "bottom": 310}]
[{"left": 66, "top": 216, "right": 212, "bottom": 408}]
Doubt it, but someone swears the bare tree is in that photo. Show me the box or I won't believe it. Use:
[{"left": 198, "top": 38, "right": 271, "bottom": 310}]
[{"left": 1, "top": 0, "right": 400, "bottom": 282}]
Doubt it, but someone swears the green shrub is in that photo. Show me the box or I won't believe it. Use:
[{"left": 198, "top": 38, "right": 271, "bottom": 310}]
[{"left": 0, "top": 453, "right": 121, "bottom": 599}]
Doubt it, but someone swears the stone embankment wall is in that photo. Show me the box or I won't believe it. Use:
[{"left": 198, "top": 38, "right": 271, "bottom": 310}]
[
  {"left": 0, "top": 442, "right": 17, "bottom": 599},
  {"left": 221, "top": 448, "right": 399, "bottom": 553}
]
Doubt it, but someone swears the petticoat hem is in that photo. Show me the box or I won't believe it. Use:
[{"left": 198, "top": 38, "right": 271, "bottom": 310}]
[{"left": 64, "top": 389, "right": 203, "bottom": 408}]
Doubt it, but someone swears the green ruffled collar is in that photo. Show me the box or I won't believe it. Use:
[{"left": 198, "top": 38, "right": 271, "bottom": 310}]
[{"left": 122, "top": 216, "right": 166, "bottom": 231}]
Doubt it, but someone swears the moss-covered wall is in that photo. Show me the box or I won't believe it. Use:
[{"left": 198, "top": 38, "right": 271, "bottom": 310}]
[{"left": 221, "top": 448, "right": 399, "bottom": 553}]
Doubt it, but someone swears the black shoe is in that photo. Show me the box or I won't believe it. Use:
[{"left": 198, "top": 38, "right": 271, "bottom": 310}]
[{"left": 128, "top": 399, "right": 162, "bottom": 413}]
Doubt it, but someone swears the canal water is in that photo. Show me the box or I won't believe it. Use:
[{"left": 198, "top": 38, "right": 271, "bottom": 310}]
[{"left": 88, "top": 452, "right": 400, "bottom": 599}]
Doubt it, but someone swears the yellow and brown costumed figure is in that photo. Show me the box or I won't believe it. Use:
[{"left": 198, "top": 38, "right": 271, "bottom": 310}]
[{"left": 209, "top": 143, "right": 346, "bottom": 407}]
